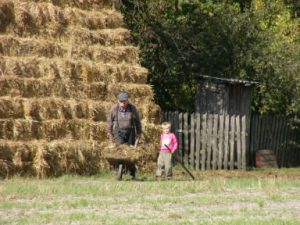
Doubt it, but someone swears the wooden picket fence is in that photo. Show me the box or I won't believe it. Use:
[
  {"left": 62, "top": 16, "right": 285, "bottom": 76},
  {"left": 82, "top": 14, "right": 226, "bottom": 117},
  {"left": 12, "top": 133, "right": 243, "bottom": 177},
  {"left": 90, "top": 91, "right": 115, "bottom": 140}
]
[
  {"left": 249, "top": 114, "right": 300, "bottom": 168},
  {"left": 164, "top": 112, "right": 300, "bottom": 170},
  {"left": 164, "top": 112, "right": 247, "bottom": 170}
]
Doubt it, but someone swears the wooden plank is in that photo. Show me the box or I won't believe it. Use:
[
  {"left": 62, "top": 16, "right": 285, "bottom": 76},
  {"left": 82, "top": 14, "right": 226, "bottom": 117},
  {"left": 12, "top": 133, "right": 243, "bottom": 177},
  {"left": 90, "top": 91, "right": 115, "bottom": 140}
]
[
  {"left": 277, "top": 117, "right": 286, "bottom": 167},
  {"left": 184, "top": 113, "right": 189, "bottom": 166},
  {"left": 223, "top": 114, "right": 230, "bottom": 170},
  {"left": 236, "top": 115, "right": 241, "bottom": 169},
  {"left": 282, "top": 123, "right": 290, "bottom": 167},
  {"left": 249, "top": 114, "right": 256, "bottom": 167},
  {"left": 260, "top": 115, "right": 267, "bottom": 149},
  {"left": 255, "top": 115, "right": 262, "bottom": 159},
  {"left": 241, "top": 115, "right": 247, "bottom": 170},
  {"left": 229, "top": 115, "right": 235, "bottom": 170},
  {"left": 201, "top": 113, "right": 207, "bottom": 170},
  {"left": 178, "top": 113, "right": 183, "bottom": 161},
  {"left": 212, "top": 114, "right": 219, "bottom": 170},
  {"left": 271, "top": 116, "right": 278, "bottom": 158},
  {"left": 206, "top": 114, "right": 213, "bottom": 170},
  {"left": 274, "top": 116, "right": 283, "bottom": 164},
  {"left": 190, "top": 113, "right": 195, "bottom": 169},
  {"left": 218, "top": 114, "right": 224, "bottom": 169},
  {"left": 195, "top": 113, "right": 201, "bottom": 170}
]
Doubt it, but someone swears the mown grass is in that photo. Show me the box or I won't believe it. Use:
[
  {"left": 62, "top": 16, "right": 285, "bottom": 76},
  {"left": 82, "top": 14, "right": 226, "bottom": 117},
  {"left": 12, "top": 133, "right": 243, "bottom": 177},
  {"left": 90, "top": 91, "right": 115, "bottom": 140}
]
[{"left": 0, "top": 168, "right": 299, "bottom": 225}]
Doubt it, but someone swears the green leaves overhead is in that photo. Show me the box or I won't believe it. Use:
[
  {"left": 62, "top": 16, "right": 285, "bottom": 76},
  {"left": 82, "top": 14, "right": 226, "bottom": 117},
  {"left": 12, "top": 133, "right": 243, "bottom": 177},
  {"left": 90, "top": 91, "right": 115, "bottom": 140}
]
[{"left": 121, "top": 0, "right": 300, "bottom": 115}]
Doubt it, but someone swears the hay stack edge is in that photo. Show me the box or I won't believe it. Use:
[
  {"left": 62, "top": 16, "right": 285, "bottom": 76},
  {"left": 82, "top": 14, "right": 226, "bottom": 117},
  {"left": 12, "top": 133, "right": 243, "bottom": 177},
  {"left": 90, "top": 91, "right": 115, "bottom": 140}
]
[{"left": 0, "top": 0, "right": 161, "bottom": 178}]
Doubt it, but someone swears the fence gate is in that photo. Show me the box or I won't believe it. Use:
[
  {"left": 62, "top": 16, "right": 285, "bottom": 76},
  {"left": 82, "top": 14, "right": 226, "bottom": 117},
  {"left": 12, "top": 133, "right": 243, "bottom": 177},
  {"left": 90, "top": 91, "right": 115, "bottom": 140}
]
[{"left": 164, "top": 112, "right": 247, "bottom": 170}]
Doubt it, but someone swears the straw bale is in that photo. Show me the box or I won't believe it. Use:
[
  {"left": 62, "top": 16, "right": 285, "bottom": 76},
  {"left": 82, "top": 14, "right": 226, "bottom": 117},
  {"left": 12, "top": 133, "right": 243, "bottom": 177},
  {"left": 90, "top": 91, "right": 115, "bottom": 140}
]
[
  {"left": 64, "top": 8, "right": 123, "bottom": 30},
  {"left": 12, "top": 2, "right": 68, "bottom": 36},
  {"left": 106, "top": 83, "right": 154, "bottom": 103},
  {"left": 89, "top": 101, "right": 109, "bottom": 122},
  {"left": 67, "top": 119, "right": 90, "bottom": 140},
  {"left": 0, "top": 98, "right": 25, "bottom": 118},
  {"left": 26, "top": 0, "right": 115, "bottom": 10},
  {"left": 12, "top": 119, "right": 41, "bottom": 140},
  {"left": 0, "top": 77, "right": 24, "bottom": 97},
  {"left": 0, "top": 141, "right": 15, "bottom": 161},
  {"left": 143, "top": 123, "right": 162, "bottom": 143},
  {"left": 114, "top": 65, "right": 148, "bottom": 84},
  {"left": 69, "top": 27, "right": 130, "bottom": 46},
  {"left": 44, "top": 140, "right": 103, "bottom": 176},
  {"left": 0, "top": 159, "right": 14, "bottom": 178},
  {"left": 92, "top": 46, "right": 140, "bottom": 64},
  {"left": 90, "top": 122, "right": 107, "bottom": 142},
  {"left": 0, "top": 36, "right": 65, "bottom": 57},
  {"left": 0, "top": 141, "right": 37, "bottom": 177},
  {"left": 27, "top": 98, "right": 111, "bottom": 121},
  {"left": 0, "top": 119, "right": 14, "bottom": 139},
  {"left": 0, "top": 78, "right": 90, "bottom": 99},
  {"left": 80, "top": 61, "right": 111, "bottom": 83},
  {"left": 0, "top": 56, "right": 51, "bottom": 78},
  {"left": 1, "top": 57, "right": 146, "bottom": 83},
  {"left": 86, "top": 82, "right": 107, "bottom": 100},
  {"left": 39, "top": 120, "right": 68, "bottom": 140},
  {"left": 0, "top": 1, "right": 14, "bottom": 33},
  {"left": 29, "top": 98, "right": 64, "bottom": 120},
  {"left": 33, "top": 142, "right": 50, "bottom": 178},
  {"left": 140, "top": 102, "right": 161, "bottom": 124},
  {"left": 74, "top": 101, "right": 89, "bottom": 119},
  {"left": 62, "top": 101, "right": 73, "bottom": 119}
]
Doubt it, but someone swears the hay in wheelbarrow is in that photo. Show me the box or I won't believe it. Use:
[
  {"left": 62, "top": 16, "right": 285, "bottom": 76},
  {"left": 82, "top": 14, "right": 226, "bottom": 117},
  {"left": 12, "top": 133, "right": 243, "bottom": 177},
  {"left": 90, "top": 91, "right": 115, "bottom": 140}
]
[
  {"left": 102, "top": 144, "right": 142, "bottom": 164},
  {"left": 102, "top": 141, "right": 160, "bottom": 172}
]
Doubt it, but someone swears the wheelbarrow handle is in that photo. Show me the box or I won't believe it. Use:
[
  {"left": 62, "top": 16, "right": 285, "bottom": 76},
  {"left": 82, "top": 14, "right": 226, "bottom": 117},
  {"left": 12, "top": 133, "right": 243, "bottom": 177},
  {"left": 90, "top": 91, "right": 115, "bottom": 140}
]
[{"left": 134, "top": 138, "right": 139, "bottom": 148}]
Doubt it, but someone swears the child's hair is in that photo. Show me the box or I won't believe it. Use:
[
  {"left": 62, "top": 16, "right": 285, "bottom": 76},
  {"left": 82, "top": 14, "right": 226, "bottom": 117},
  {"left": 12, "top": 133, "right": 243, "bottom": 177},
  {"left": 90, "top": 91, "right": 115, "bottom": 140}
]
[{"left": 161, "top": 122, "right": 171, "bottom": 130}]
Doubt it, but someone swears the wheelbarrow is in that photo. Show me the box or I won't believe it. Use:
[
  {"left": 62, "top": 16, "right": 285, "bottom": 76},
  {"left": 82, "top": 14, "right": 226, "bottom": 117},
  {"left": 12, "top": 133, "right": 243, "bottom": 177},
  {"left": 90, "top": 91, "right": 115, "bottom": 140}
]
[{"left": 104, "top": 139, "right": 140, "bottom": 180}]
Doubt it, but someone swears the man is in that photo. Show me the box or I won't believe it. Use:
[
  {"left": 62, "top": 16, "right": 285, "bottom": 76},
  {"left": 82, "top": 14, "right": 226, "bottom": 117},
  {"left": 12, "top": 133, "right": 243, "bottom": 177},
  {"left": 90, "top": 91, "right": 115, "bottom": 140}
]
[{"left": 107, "top": 92, "right": 142, "bottom": 178}]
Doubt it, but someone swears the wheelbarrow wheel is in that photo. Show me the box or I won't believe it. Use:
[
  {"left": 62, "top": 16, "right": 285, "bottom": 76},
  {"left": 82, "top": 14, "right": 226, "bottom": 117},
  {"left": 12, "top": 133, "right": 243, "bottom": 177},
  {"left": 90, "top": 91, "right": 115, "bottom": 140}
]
[{"left": 116, "top": 164, "right": 123, "bottom": 181}]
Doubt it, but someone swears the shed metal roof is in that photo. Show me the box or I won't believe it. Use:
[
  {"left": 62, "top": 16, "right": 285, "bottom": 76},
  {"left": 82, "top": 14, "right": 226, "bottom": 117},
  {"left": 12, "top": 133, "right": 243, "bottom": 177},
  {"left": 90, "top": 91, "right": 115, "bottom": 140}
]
[{"left": 196, "top": 74, "right": 258, "bottom": 86}]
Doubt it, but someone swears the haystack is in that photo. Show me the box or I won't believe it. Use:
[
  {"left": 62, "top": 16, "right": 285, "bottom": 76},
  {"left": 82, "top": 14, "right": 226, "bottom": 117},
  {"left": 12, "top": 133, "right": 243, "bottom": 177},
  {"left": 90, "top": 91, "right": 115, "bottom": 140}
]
[{"left": 0, "top": 0, "right": 161, "bottom": 178}]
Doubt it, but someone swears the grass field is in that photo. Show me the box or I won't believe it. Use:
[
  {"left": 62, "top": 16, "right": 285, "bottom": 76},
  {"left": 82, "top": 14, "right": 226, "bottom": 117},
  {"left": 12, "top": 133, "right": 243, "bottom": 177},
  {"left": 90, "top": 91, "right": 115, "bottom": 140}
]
[{"left": 0, "top": 168, "right": 299, "bottom": 225}]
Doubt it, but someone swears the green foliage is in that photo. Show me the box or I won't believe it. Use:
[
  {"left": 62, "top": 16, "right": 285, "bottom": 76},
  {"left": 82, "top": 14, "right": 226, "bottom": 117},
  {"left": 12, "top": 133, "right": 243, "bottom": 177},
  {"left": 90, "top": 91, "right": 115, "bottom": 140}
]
[{"left": 120, "top": 0, "right": 300, "bottom": 115}]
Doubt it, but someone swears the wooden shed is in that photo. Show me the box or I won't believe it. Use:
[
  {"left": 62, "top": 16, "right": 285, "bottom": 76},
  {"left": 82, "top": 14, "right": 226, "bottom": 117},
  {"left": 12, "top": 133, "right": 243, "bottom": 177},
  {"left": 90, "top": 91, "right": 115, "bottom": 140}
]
[{"left": 195, "top": 75, "right": 257, "bottom": 116}]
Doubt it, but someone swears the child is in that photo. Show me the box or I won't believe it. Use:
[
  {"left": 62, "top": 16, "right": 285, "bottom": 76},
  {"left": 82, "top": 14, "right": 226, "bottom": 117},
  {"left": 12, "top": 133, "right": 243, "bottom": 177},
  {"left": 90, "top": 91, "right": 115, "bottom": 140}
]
[{"left": 156, "top": 122, "right": 178, "bottom": 180}]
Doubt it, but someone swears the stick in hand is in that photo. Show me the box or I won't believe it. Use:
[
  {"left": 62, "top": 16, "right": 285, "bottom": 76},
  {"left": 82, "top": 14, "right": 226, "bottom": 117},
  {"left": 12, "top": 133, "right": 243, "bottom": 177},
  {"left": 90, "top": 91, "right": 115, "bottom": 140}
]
[{"left": 164, "top": 144, "right": 195, "bottom": 180}]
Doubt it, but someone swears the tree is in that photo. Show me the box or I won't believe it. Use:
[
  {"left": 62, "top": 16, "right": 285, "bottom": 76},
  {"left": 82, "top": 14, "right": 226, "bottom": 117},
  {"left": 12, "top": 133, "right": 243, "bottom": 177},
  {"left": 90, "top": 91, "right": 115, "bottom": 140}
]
[{"left": 120, "top": 0, "right": 300, "bottom": 115}]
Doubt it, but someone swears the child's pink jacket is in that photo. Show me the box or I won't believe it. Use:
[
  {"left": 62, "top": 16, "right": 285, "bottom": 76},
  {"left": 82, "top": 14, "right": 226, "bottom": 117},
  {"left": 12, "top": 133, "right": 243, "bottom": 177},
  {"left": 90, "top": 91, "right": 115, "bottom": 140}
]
[{"left": 160, "top": 132, "right": 178, "bottom": 153}]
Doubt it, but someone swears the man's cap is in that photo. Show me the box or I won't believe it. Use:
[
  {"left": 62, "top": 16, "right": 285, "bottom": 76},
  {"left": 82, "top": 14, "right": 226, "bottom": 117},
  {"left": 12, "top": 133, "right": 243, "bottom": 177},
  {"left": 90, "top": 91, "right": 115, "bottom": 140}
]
[{"left": 117, "top": 92, "right": 129, "bottom": 101}]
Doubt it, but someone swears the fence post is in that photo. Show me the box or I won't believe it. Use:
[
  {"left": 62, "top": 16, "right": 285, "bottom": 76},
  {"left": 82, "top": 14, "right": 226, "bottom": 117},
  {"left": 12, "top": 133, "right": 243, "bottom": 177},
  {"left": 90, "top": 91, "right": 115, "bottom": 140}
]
[
  {"left": 190, "top": 113, "right": 195, "bottom": 169},
  {"left": 195, "top": 113, "right": 201, "bottom": 170},
  {"left": 201, "top": 113, "right": 207, "bottom": 170},
  {"left": 183, "top": 113, "right": 189, "bottom": 166},
  {"left": 218, "top": 114, "right": 224, "bottom": 169}
]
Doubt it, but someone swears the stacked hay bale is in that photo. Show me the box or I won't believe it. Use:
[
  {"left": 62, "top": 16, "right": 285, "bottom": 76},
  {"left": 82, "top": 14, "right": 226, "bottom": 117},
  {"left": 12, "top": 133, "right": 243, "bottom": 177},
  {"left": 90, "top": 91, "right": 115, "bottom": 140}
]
[{"left": 0, "top": 0, "right": 161, "bottom": 178}]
